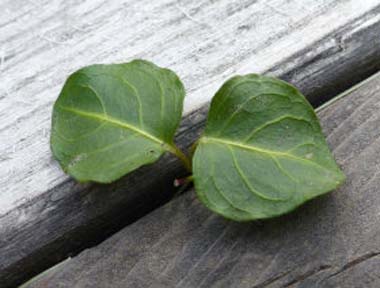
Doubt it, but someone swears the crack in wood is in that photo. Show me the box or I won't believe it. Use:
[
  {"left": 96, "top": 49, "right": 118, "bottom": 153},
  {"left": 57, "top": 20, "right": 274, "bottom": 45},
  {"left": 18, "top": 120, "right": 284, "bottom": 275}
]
[
  {"left": 251, "top": 270, "right": 292, "bottom": 288},
  {"left": 325, "top": 251, "right": 380, "bottom": 280},
  {"left": 283, "top": 265, "right": 332, "bottom": 287}
]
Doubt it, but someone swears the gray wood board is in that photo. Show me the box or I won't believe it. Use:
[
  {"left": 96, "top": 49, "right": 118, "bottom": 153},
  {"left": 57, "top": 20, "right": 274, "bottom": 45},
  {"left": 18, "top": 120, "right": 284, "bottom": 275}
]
[
  {"left": 25, "top": 72, "right": 380, "bottom": 288},
  {"left": 1, "top": 0, "right": 380, "bottom": 287}
]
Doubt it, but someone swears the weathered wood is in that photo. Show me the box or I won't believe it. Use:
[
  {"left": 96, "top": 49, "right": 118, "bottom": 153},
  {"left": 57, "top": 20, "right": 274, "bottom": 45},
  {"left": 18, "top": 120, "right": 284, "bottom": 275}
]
[
  {"left": 25, "top": 72, "right": 380, "bottom": 287},
  {"left": 1, "top": 0, "right": 380, "bottom": 286}
]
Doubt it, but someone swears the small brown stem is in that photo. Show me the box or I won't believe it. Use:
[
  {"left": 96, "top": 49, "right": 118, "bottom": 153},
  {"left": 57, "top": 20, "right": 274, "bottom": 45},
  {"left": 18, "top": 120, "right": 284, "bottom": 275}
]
[{"left": 174, "top": 175, "right": 194, "bottom": 187}]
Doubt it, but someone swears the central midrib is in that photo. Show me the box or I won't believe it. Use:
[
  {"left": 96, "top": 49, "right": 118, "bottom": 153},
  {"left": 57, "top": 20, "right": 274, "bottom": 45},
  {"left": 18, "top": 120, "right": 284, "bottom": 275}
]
[
  {"left": 200, "top": 136, "right": 332, "bottom": 172},
  {"left": 59, "top": 105, "right": 168, "bottom": 148}
]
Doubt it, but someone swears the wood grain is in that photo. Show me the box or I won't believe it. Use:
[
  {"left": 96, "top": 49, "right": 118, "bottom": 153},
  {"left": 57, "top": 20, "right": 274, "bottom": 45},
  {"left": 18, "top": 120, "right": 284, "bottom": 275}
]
[
  {"left": 25, "top": 72, "right": 380, "bottom": 288},
  {"left": 1, "top": 0, "right": 380, "bottom": 286}
]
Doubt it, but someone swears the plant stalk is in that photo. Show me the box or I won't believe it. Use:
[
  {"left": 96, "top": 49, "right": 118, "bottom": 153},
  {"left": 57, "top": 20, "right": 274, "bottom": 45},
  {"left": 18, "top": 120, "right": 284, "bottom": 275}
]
[{"left": 168, "top": 145, "right": 192, "bottom": 172}]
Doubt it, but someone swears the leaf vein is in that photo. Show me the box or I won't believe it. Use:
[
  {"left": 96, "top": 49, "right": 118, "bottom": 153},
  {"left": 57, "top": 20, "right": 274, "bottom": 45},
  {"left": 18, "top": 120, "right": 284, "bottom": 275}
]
[
  {"left": 58, "top": 105, "right": 168, "bottom": 149},
  {"left": 270, "top": 155, "right": 299, "bottom": 184},
  {"left": 76, "top": 132, "right": 140, "bottom": 158},
  {"left": 228, "top": 146, "right": 286, "bottom": 201},
  {"left": 54, "top": 122, "right": 107, "bottom": 142},
  {"left": 118, "top": 77, "right": 145, "bottom": 128},
  {"left": 80, "top": 84, "right": 107, "bottom": 115},
  {"left": 243, "top": 115, "right": 311, "bottom": 142},
  {"left": 216, "top": 92, "right": 262, "bottom": 135},
  {"left": 201, "top": 136, "right": 334, "bottom": 174},
  {"left": 209, "top": 149, "right": 252, "bottom": 214}
]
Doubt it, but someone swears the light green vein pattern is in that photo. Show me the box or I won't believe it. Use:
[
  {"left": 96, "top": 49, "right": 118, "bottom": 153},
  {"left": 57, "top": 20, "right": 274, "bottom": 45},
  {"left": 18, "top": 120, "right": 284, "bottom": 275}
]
[{"left": 193, "top": 74, "right": 345, "bottom": 221}]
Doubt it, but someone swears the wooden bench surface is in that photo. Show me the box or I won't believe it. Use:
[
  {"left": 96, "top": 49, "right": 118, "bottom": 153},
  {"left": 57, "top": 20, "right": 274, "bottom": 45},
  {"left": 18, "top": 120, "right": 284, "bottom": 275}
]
[
  {"left": 25, "top": 72, "right": 380, "bottom": 287},
  {"left": 1, "top": 0, "right": 380, "bottom": 286}
]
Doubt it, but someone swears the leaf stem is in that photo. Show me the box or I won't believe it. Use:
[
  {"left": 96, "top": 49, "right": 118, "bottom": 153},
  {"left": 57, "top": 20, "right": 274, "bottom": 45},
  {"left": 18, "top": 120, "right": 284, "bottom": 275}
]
[
  {"left": 167, "top": 145, "right": 192, "bottom": 172},
  {"left": 189, "top": 140, "right": 199, "bottom": 157}
]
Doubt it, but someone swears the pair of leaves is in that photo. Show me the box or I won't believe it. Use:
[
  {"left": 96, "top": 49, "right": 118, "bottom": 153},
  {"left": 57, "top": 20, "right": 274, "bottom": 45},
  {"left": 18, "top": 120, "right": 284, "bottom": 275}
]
[{"left": 51, "top": 60, "right": 345, "bottom": 221}]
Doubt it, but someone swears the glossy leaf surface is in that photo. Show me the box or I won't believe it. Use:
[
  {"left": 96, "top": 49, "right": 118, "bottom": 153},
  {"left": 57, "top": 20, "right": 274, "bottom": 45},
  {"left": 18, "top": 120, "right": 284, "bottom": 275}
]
[
  {"left": 193, "top": 74, "right": 345, "bottom": 221},
  {"left": 51, "top": 60, "right": 185, "bottom": 183}
]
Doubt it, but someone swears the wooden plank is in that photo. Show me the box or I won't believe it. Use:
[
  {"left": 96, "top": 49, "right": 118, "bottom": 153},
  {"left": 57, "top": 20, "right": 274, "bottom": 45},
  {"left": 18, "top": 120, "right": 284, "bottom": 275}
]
[
  {"left": 1, "top": 0, "right": 380, "bottom": 286},
  {"left": 24, "top": 72, "right": 380, "bottom": 287}
]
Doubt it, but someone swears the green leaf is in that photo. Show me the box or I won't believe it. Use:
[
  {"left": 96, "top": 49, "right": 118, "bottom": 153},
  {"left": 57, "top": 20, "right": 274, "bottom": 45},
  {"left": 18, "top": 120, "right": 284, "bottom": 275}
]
[
  {"left": 193, "top": 74, "right": 345, "bottom": 221},
  {"left": 51, "top": 60, "right": 186, "bottom": 183}
]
